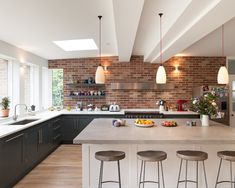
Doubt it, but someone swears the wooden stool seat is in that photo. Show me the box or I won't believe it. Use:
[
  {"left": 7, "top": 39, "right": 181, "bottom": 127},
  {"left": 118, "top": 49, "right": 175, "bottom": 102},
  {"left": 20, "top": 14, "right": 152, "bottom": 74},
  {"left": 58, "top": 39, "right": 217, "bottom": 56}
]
[
  {"left": 217, "top": 151, "right": 235, "bottom": 162},
  {"left": 177, "top": 150, "right": 208, "bottom": 161},
  {"left": 137, "top": 150, "right": 167, "bottom": 162},
  {"left": 95, "top": 150, "right": 125, "bottom": 161}
]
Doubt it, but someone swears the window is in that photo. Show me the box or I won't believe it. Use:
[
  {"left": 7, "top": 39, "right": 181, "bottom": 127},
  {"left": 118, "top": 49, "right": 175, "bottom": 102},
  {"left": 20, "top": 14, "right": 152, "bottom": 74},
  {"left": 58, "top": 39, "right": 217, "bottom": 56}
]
[
  {"left": 19, "top": 64, "right": 40, "bottom": 111},
  {"left": 52, "top": 69, "right": 63, "bottom": 107},
  {"left": 42, "top": 67, "right": 52, "bottom": 109},
  {"left": 20, "top": 65, "right": 31, "bottom": 106},
  {"left": 0, "top": 59, "right": 9, "bottom": 99}
]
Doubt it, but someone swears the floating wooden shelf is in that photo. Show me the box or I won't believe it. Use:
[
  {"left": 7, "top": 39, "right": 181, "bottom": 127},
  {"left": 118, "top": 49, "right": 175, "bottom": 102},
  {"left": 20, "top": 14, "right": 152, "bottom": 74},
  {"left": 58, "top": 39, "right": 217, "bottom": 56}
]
[
  {"left": 66, "top": 83, "right": 105, "bottom": 87},
  {"left": 66, "top": 95, "right": 106, "bottom": 99}
]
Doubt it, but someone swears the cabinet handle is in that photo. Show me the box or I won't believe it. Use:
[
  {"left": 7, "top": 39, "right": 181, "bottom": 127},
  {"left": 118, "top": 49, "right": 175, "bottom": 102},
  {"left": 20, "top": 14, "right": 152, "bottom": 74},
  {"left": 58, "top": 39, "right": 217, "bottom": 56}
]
[
  {"left": 40, "top": 130, "right": 43, "bottom": 143},
  {"left": 53, "top": 125, "right": 61, "bottom": 131},
  {"left": 53, "top": 134, "right": 61, "bottom": 141},
  {"left": 5, "top": 133, "right": 24, "bottom": 143}
]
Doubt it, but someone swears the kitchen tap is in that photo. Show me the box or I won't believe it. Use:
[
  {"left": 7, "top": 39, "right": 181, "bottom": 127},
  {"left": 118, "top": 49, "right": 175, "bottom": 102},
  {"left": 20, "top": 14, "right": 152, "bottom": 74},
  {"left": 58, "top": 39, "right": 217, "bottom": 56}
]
[{"left": 13, "top": 104, "right": 28, "bottom": 121}]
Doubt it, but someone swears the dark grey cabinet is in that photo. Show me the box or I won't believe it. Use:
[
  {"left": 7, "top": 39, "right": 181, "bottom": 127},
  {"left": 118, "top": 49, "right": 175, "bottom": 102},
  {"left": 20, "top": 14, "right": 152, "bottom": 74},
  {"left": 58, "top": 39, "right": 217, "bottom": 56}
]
[
  {"left": 51, "top": 117, "right": 62, "bottom": 147},
  {"left": 24, "top": 127, "right": 39, "bottom": 169},
  {"left": 0, "top": 114, "right": 123, "bottom": 187},
  {"left": 37, "top": 122, "right": 53, "bottom": 159},
  {"left": 61, "top": 115, "right": 124, "bottom": 143},
  {"left": 0, "top": 132, "right": 25, "bottom": 188},
  {"left": 61, "top": 115, "right": 94, "bottom": 143}
]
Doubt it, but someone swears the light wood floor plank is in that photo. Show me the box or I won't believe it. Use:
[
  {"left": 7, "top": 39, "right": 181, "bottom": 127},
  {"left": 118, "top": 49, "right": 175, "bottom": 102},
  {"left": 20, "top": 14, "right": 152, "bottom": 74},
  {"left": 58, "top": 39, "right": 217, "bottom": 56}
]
[{"left": 14, "top": 145, "right": 82, "bottom": 188}]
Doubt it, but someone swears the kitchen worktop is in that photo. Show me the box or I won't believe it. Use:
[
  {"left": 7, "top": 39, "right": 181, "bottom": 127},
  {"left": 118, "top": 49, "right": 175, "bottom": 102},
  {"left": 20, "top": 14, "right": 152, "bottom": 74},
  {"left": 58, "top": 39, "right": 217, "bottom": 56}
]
[
  {"left": 0, "top": 109, "right": 198, "bottom": 139},
  {"left": 74, "top": 118, "right": 235, "bottom": 144}
]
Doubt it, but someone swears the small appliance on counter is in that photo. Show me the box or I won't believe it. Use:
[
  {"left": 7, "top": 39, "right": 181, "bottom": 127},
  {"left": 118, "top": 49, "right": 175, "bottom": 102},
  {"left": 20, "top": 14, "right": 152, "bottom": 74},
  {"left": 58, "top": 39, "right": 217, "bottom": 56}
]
[
  {"left": 177, "top": 100, "right": 188, "bottom": 111},
  {"left": 156, "top": 100, "right": 166, "bottom": 112},
  {"left": 101, "top": 105, "right": 109, "bottom": 111},
  {"left": 109, "top": 102, "right": 120, "bottom": 112}
]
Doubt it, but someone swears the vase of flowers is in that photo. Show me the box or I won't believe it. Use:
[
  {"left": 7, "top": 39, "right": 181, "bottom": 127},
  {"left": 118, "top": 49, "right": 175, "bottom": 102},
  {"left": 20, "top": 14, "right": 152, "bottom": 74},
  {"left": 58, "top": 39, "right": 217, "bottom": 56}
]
[
  {"left": 0, "top": 97, "right": 10, "bottom": 117},
  {"left": 192, "top": 92, "right": 218, "bottom": 126}
]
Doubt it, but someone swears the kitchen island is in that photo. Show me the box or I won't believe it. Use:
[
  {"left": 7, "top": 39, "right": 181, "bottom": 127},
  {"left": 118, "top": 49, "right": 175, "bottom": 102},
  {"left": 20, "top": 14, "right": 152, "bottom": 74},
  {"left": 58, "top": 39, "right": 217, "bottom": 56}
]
[{"left": 74, "top": 118, "right": 235, "bottom": 188}]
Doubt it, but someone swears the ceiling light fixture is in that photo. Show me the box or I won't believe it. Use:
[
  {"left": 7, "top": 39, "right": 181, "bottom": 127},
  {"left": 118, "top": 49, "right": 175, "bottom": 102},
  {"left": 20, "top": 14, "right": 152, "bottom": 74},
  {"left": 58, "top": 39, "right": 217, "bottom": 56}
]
[
  {"left": 53, "top": 39, "right": 97, "bottom": 51},
  {"left": 217, "top": 24, "right": 229, "bottom": 84},
  {"left": 95, "top": 15, "right": 105, "bottom": 84},
  {"left": 156, "top": 13, "right": 166, "bottom": 84}
]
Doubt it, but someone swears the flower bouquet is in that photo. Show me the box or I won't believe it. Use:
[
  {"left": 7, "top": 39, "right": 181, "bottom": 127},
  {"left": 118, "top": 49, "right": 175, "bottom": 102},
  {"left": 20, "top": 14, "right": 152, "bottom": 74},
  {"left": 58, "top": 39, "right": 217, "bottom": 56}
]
[{"left": 192, "top": 92, "right": 218, "bottom": 126}]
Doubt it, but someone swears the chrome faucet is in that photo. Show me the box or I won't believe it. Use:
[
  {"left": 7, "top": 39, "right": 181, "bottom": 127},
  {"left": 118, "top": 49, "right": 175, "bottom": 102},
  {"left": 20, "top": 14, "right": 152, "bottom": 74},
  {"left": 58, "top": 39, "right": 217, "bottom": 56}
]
[{"left": 13, "top": 104, "right": 28, "bottom": 121}]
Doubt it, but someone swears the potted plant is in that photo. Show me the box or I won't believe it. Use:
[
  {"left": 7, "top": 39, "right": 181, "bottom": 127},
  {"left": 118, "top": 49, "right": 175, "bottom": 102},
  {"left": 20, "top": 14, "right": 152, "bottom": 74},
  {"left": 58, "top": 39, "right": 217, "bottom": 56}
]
[
  {"left": 191, "top": 92, "right": 218, "bottom": 126},
  {"left": 0, "top": 97, "right": 10, "bottom": 117}
]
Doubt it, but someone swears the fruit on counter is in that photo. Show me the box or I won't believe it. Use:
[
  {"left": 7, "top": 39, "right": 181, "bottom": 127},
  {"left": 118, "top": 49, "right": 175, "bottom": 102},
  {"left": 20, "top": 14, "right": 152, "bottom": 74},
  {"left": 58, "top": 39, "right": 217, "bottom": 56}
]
[
  {"left": 135, "top": 119, "right": 155, "bottom": 125},
  {"left": 162, "top": 121, "right": 177, "bottom": 127}
]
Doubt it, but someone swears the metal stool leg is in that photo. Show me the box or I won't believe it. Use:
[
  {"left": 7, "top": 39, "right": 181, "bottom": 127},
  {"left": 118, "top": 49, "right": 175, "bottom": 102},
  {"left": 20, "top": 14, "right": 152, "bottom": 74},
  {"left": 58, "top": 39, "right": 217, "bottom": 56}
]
[
  {"left": 160, "top": 161, "right": 165, "bottom": 188},
  {"left": 98, "top": 160, "right": 104, "bottom": 188},
  {"left": 215, "top": 158, "right": 222, "bottom": 188},
  {"left": 143, "top": 161, "right": 146, "bottom": 188},
  {"left": 185, "top": 160, "right": 188, "bottom": 188},
  {"left": 203, "top": 161, "right": 208, "bottom": 188},
  {"left": 177, "top": 159, "right": 183, "bottom": 188},
  {"left": 157, "top": 161, "right": 160, "bottom": 188},
  {"left": 139, "top": 160, "right": 143, "bottom": 188},
  {"left": 117, "top": 160, "right": 121, "bottom": 188},
  {"left": 196, "top": 161, "right": 198, "bottom": 188},
  {"left": 231, "top": 161, "right": 233, "bottom": 188}
]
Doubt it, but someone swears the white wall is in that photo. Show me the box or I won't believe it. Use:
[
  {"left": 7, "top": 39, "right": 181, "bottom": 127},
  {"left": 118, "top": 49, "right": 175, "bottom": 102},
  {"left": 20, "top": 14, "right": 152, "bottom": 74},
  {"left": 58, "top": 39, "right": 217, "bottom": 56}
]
[{"left": 0, "top": 40, "right": 48, "bottom": 112}]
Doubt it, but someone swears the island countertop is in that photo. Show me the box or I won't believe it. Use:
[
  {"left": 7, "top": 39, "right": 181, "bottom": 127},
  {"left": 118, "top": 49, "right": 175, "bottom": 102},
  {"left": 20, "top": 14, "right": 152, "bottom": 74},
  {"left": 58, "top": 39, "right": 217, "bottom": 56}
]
[{"left": 73, "top": 118, "right": 235, "bottom": 144}]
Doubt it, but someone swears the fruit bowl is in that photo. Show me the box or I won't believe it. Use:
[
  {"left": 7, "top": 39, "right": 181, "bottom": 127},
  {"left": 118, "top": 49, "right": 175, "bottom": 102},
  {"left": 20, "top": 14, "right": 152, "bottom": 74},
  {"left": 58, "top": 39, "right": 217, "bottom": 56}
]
[
  {"left": 134, "top": 119, "right": 155, "bottom": 128},
  {"left": 162, "top": 121, "right": 177, "bottom": 127}
]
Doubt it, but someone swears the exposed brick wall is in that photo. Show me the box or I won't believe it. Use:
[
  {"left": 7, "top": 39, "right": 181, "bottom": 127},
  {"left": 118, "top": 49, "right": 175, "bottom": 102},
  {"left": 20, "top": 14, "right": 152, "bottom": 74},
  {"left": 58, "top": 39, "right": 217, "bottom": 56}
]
[
  {"left": 0, "top": 59, "right": 8, "bottom": 99},
  {"left": 49, "top": 56, "right": 225, "bottom": 109}
]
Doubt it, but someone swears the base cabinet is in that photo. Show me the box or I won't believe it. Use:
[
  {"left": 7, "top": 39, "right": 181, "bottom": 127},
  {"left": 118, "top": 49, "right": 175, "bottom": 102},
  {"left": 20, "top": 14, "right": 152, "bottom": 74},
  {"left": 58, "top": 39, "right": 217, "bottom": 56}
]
[
  {"left": 0, "top": 132, "right": 25, "bottom": 188},
  {"left": 61, "top": 115, "right": 94, "bottom": 144},
  {"left": 0, "top": 114, "right": 124, "bottom": 187}
]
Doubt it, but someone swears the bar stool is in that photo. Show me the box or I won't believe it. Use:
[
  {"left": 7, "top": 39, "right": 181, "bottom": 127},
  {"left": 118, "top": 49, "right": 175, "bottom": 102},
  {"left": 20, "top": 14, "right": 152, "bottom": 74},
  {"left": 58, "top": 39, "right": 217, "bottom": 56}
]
[
  {"left": 215, "top": 151, "right": 235, "bottom": 188},
  {"left": 176, "top": 150, "right": 208, "bottom": 188},
  {"left": 137, "top": 150, "right": 167, "bottom": 188},
  {"left": 95, "top": 150, "right": 125, "bottom": 188}
]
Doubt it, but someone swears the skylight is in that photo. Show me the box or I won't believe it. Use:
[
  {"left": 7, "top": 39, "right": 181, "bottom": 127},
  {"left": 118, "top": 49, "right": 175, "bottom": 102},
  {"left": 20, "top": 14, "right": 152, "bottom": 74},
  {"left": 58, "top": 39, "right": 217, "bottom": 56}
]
[{"left": 53, "top": 39, "right": 98, "bottom": 51}]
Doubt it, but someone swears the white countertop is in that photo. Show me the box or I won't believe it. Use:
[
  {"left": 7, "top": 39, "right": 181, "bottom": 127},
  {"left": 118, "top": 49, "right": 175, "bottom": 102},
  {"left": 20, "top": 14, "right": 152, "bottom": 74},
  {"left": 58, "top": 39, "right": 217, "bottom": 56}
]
[
  {"left": 73, "top": 118, "right": 235, "bottom": 144},
  {"left": 0, "top": 109, "right": 198, "bottom": 139}
]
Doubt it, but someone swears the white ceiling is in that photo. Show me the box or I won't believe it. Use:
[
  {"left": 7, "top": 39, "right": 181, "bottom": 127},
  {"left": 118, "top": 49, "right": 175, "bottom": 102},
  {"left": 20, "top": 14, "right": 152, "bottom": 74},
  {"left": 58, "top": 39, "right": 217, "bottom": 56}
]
[{"left": 0, "top": 0, "right": 235, "bottom": 61}]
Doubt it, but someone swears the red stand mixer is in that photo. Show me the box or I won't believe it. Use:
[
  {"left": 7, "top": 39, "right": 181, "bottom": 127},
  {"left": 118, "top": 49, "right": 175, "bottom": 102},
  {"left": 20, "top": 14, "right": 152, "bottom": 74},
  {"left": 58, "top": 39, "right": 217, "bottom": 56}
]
[{"left": 177, "top": 100, "right": 188, "bottom": 111}]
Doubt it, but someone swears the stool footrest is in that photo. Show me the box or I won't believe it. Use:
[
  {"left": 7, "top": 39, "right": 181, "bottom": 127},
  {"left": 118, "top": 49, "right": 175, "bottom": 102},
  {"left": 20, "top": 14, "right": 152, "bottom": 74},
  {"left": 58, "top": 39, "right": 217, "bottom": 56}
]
[
  {"left": 140, "top": 180, "right": 159, "bottom": 184},
  {"left": 178, "top": 180, "right": 197, "bottom": 184},
  {"left": 102, "top": 181, "right": 119, "bottom": 184},
  {"left": 216, "top": 180, "right": 235, "bottom": 184}
]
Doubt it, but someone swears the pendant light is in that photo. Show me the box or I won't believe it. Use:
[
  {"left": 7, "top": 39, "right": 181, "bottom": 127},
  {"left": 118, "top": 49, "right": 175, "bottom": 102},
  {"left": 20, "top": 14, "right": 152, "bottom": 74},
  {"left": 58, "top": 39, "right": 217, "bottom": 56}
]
[
  {"left": 217, "top": 24, "right": 229, "bottom": 84},
  {"left": 95, "top": 15, "right": 105, "bottom": 84},
  {"left": 156, "top": 13, "right": 166, "bottom": 84}
]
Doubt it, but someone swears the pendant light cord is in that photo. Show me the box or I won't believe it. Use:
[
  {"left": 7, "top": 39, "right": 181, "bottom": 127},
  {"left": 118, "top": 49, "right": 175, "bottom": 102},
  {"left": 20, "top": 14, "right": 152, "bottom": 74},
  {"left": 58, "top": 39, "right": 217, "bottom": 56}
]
[
  {"left": 159, "top": 13, "right": 163, "bottom": 65},
  {"left": 222, "top": 24, "right": 224, "bottom": 60},
  {"left": 98, "top": 15, "right": 102, "bottom": 66}
]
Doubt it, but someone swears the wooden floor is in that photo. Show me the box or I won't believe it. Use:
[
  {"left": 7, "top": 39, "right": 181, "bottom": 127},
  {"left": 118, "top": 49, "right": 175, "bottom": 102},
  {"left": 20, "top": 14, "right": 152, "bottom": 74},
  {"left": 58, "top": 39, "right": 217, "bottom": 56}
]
[{"left": 14, "top": 145, "right": 82, "bottom": 188}]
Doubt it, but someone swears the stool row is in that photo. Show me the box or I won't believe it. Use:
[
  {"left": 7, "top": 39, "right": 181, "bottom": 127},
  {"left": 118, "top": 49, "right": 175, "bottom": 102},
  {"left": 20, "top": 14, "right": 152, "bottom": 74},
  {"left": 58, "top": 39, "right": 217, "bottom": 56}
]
[{"left": 95, "top": 149, "right": 235, "bottom": 188}]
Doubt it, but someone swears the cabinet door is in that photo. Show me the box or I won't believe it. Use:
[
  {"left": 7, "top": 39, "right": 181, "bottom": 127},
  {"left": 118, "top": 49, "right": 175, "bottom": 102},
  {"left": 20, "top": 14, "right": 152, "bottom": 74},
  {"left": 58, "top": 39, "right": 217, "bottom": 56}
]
[
  {"left": 1, "top": 133, "right": 25, "bottom": 188},
  {"left": 61, "top": 116, "right": 77, "bottom": 143},
  {"left": 51, "top": 118, "right": 62, "bottom": 148},
  {"left": 61, "top": 115, "right": 95, "bottom": 143},
  {"left": 24, "top": 128, "right": 39, "bottom": 169},
  {"left": 38, "top": 122, "right": 53, "bottom": 158},
  {"left": 74, "top": 115, "right": 94, "bottom": 133}
]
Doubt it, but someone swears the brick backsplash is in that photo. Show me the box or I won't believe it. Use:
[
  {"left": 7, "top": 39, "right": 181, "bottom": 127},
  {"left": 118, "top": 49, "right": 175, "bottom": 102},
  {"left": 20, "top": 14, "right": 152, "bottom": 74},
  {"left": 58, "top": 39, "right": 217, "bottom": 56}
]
[{"left": 49, "top": 56, "right": 225, "bottom": 109}]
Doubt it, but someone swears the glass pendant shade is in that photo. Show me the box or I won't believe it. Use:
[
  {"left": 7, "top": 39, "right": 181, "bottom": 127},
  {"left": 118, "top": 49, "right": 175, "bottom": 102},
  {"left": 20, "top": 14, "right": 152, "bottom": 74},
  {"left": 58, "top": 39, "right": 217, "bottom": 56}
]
[
  {"left": 156, "top": 65, "right": 166, "bottom": 84},
  {"left": 217, "top": 66, "right": 229, "bottom": 84},
  {"left": 95, "top": 65, "right": 105, "bottom": 84}
]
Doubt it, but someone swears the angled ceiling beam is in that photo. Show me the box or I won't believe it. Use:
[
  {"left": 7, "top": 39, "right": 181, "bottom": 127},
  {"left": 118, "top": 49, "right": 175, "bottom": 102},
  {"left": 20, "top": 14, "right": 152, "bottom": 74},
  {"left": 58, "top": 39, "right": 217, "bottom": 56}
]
[
  {"left": 145, "top": 0, "right": 235, "bottom": 63},
  {"left": 112, "top": 0, "right": 144, "bottom": 62}
]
